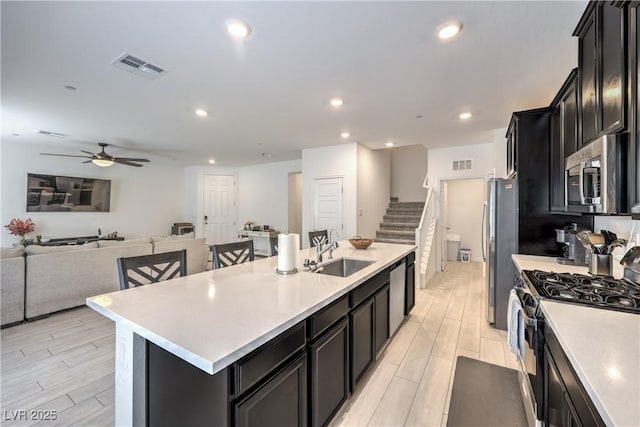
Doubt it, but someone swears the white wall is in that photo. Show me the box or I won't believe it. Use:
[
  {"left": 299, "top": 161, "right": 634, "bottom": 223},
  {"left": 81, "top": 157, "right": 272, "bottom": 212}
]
[
  {"left": 288, "top": 172, "right": 303, "bottom": 237},
  {"left": 237, "top": 160, "right": 302, "bottom": 233},
  {"left": 1, "top": 141, "right": 184, "bottom": 245},
  {"left": 446, "top": 179, "right": 485, "bottom": 262},
  {"left": 390, "top": 144, "right": 428, "bottom": 202},
  {"left": 594, "top": 216, "right": 640, "bottom": 243},
  {"left": 302, "top": 143, "right": 358, "bottom": 247},
  {"left": 493, "top": 127, "right": 508, "bottom": 179},
  {"left": 356, "top": 145, "right": 390, "bottom": 238}
]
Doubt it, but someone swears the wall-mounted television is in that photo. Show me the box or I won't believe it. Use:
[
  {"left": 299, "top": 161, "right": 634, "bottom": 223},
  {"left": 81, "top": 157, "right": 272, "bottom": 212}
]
[{"left": 26, "top": 173, "right": 111, "bottom": 212}]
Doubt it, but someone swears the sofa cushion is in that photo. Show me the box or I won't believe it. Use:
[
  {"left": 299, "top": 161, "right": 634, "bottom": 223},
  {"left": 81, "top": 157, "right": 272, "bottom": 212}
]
[
  {"left": 152, "top": 232, "right": 195, "bottom": 242},
  {"left": 98, "top": 237, "right": 152, "bottom": 248},
  {"left": 153, "top": 237, "right": 208, "bottom": 275},
  {"left": 25, "top": 242, "right": 98, "bottom": 255},
  {"left": 1, "top": 245, "right": 24, "bottom": 259}
]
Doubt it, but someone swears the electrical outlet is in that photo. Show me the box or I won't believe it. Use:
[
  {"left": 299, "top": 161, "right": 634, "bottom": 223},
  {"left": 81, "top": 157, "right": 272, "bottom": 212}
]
[{"left": 358, "top": 208, "right": 363, "bottom": 216}]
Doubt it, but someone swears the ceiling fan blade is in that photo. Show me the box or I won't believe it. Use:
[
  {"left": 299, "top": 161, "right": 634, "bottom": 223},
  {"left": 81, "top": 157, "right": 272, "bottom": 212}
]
[
  {"left": 113, "top": 157, "right": 150, "bottom": 162},
  {"left": 113, "top": 159, "right": 144, "bottom": 167},
  {"left": 82, "top": 160, "right": 93, "bottom": 163},
  {"left": 41, "top": 153, "right": 93, "bottom": 159},
  {"left": 80, "top": 150, "right": 95, "bottom": 155}
]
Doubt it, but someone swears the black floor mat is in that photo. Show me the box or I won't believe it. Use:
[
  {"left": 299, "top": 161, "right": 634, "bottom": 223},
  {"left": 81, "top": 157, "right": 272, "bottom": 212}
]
[{"left": 447, "top": 356, "right": 528, "bottom": 427}]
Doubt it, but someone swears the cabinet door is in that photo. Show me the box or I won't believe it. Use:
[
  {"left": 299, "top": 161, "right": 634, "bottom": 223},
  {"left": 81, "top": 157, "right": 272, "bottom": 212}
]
[
  {"left": 545, "top": 347, "right": 570, "bottom": 427},
  {"left": 630, "top": 3, "right": 640, "bottom": 214},
  {"left": 350, "top": 298, "right": 375, "bottom": 390},
  {"left": 599, "top": 3, "right": 626, "bottom": 135},
  {"left": 550, "top": 106, "right": 564, "bottom": 211},
  {"left": 405, "top": 263, "right": 415, "bottom": 314},
  {"left": 579, "top": 11, "right": 598, "bottom": 146},
  {"left": 309, "top": 318, "right": 349, "bottom": 427},
  {"left": 374, "top": 285, "right": 389, "bottom": 356},
  {"left": 234, "top": 353, "right": 307, "bottom": 427}
]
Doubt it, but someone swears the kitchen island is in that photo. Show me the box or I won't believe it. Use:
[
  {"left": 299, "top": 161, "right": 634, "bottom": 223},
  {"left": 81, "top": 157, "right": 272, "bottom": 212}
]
[
  {"left": 512, "top": 254, "right": 640, "bottom": 427},
  {"left": 87, "top": 241, "right": 416, "bottom": 426}
]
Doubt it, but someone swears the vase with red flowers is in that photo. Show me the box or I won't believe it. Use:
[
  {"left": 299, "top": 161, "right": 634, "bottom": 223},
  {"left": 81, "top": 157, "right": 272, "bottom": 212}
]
[{"left": 5, "top": 218, "right": 36, "bottom": 246}]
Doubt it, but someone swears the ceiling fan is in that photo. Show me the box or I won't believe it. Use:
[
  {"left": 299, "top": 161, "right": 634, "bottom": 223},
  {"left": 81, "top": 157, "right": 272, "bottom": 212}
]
[{"left": 40, "top": 143, "right": 150, "bottom": 168}]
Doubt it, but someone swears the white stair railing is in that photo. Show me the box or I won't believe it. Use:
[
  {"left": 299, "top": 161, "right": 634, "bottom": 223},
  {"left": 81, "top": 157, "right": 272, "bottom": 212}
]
[{"left": 415, "top": 173, "right": 438, "bottom": 288}]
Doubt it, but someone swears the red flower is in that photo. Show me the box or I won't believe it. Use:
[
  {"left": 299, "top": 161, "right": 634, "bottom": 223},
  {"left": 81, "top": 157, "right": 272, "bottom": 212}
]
[{"left": 5, "top": 218, "right": 35, "bottom": 236}]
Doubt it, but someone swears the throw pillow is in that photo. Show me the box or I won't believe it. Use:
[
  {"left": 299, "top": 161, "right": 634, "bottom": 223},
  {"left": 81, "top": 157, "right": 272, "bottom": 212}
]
[{"left": 0, "top": 245, "right": 25, "bottom": 259}]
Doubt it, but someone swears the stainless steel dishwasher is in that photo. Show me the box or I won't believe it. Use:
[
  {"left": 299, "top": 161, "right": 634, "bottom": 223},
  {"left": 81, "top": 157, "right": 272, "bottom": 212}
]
[{"left": 389, "top": 261, "right": 406, "bottom": 336}]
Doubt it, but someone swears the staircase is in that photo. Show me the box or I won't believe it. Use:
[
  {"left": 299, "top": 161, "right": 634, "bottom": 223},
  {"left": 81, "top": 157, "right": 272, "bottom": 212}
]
[{"left": 375, "top": 199, "right": 425, "bottom": 244}]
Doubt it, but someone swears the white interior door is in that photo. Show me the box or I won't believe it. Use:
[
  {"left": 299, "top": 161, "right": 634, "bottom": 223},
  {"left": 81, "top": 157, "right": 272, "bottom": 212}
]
[
  {"left": 440, "top": 181, "right": 449, "bottom": 271},
  {"left": 203, "top": 174, "right": 236, "bottom": 245},
  {"left": 313, "top": 177, "right": 344, "bottom": 244}
]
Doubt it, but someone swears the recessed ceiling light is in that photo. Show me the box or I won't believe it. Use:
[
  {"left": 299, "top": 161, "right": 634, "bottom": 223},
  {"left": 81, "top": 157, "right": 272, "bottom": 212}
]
[
  {"left": 11, "top": 133, "right": 19, "bottom": 137},
  {"left": 64, "top": 85, "right": 76, "bottom": 91},
  {"left": 341, "top": 132, "right": 350, "bottom": 138},
  {"left": 227, "top": 20, "right": 251, "bottom": 38},
  {"left": 36, "top": 130, "right": 66, "bottom": 138},
  {"left": 195, "top": 109, "right": 208, "bottom": 117},
  {"left": 208, "top": 159, "right": 216, "bottom": 164},
  {"left": 385, "top": 142, "right": 394, "bottom": 147},
  {"left": 459, "top": 112, "right": 472, "bottom": 120},
  {"left": 330, "top": 98, "right": 344, "bottom": 107},
  {"left": 437, "top": 21, "right": 463, "bottom": 40}
]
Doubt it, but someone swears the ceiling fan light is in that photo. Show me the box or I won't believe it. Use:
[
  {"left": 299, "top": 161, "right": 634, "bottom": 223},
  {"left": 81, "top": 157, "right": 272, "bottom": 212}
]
[{"left": 92, "top": 159, "right": 114, "bottom": 167}]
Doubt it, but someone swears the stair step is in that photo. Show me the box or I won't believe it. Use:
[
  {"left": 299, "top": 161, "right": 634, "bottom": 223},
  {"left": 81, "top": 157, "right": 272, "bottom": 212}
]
[
  {"left": 380, "top": 222, "right": 417, "bottom": 231},
  {"left": 376, "top": 230, "right": 414, "bottom": 238},
  {"left": 375, "top": 237, "right": 415, "bottom": 245},
  {"left": 383, "top": 215, "right": 420, "bottom": 223},
  {"left": 386, "top": 207, "right": 423, "bottom": 215},
  {"left": 389, "top": 202, "right": 425, "bottom": 209}
]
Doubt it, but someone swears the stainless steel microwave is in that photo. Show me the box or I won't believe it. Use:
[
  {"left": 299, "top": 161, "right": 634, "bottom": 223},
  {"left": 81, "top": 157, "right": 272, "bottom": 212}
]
[{"left": 565, "top": 134, "right": 623, "bottom": 214}]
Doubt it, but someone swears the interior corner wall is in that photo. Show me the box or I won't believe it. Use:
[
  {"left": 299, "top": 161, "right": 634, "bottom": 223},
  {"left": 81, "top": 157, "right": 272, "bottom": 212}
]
[
  {"left": 390, "top": 144, "right": 428, "bottom": 202},
  {"left": 236, "top": 159, "right": 302, "bottom": 233},
  {"left": 1, "top": 140, "right": 185, "bottom": 245},
  {"left": 493, "top": 127, "right": 508, "bottom": 179},
  {"left": 302, "top": 143, "right": 358, "bottom": 248},
  {"left": 356, "top": 145, "right": 390, "bottom": 238}
]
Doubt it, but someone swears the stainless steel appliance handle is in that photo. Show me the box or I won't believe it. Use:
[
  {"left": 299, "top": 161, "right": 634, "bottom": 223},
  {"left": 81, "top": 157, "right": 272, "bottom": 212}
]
[
  {"left": 579, "top": 161, "right": 586, "bottom": 205},
  {"left": 481, "top": 201, "right": 487, "bottom": 262}
]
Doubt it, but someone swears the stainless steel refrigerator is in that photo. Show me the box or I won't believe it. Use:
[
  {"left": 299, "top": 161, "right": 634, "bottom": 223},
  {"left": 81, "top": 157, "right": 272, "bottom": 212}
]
[{"left": 483, "top": 178, "right": 518, "bottom": 330}]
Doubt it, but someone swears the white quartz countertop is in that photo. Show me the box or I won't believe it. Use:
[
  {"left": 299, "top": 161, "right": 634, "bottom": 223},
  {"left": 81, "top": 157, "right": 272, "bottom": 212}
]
[
  {"left": 513, "top": 254, "right": 640, "bottom": 426},
  {"left": 87, "top": 241, "right": 415, "bottom": 375}
]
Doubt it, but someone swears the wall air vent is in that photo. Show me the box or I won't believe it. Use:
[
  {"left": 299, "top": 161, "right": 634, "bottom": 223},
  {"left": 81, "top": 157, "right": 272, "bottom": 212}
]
[
  {"left": 452, "top": 159, "right": 473, "bottom": 171},
  {"left": 111, "top": 53, "right": 167, "bottom": 80},
  {"left": 36, "top": 130, "right": 66, "bottom": 138}
]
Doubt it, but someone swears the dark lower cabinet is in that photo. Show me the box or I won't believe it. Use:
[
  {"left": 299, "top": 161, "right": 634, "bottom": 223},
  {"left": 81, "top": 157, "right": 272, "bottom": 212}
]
[
  {"left": 405, "top": 262, "right": 415, "bottom": 315},
  {"left": 234, "top": 353, "right": 307, "bottom": 427},
  {"left": 309, "top": 318, "right": 349, "bottom": 427},
  {"left": 374, "top": 284, "right": 390, "bottom": 356},
  {"left": 544, "top": 328, "right": 605, "bottom": 427},
  {"left": 350, "top": 297, "right": 375, "bottom": 390}
]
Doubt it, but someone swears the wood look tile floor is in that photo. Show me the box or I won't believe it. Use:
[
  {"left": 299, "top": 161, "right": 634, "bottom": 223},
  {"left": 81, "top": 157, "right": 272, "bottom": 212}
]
[{"left": 1, "top": 261, "right": 513, "bottom": 426}]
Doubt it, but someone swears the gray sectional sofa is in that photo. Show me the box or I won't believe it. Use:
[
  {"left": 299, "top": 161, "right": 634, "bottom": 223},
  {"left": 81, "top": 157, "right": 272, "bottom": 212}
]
[{"left": 0, "top": 234, "right": 209, "bottom": 326}]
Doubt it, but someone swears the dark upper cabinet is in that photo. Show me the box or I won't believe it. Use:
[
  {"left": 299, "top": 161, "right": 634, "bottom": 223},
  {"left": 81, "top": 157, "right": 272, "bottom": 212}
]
[
  {"left": 574, "top": 2, "right": 627, "bottom": 147},
  {"left": 550, "top": 69, "right": 579, "bottom": 212},
  {"left": 506, "top": 119, "right": 518, "bottom": 177},
  {"left": 629, "top": 2, "right": 640, "bottom": 215}
]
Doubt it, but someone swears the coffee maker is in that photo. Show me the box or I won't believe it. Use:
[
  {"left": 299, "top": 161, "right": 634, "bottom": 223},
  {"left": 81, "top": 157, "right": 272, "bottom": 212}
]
[{"left": 556, "top": 223, "right": 588, "bottom": 265}]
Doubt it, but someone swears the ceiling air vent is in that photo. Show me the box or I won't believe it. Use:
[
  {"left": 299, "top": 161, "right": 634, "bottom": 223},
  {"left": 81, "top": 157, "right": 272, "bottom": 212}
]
[
  {"left": 36, "top": 130, "right": 66, "bottom": 138},
  {"left": 452, "top": 159, "right": 473, "bottom": 171},
  {"left": 111, "top": 53, "right": 167, "bottom": 80}
]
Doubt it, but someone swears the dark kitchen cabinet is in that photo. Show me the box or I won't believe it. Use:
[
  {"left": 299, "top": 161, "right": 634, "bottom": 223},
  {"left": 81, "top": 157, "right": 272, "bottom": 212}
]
[
  {"left": 234, "top": 353, "right": 307, "bottom": 427},
  {"left": 350, "top": 297, "right": 375, "bottom": 390},
  {"left": 506, "top": 119, "right": 517, "bottom": 177},
  {"left": 544, "top": 327, "right": 605, "bottom": 427},
  {"left": 405, "top": 253, "right": 415, "bottom": 315},
  {"left": 309, "top": 318, "right": 349, "bottom": 427},
  {"left": 628, "top": 1, "right": 640, "bottom": 216},
  {"left": 374, "top": 284, "right": 390, "bottom": 356},
  {"left": 550, "top": 69, "right": 579, "bottom": 212},
  {"left": 574, "top": 2, "right": 627, "bottom": 147}
]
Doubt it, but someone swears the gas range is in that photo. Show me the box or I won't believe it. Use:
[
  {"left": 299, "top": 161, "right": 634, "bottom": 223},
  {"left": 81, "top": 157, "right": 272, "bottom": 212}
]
[{"left": 521, "top": 269, "right": 640, "bottom": 314}]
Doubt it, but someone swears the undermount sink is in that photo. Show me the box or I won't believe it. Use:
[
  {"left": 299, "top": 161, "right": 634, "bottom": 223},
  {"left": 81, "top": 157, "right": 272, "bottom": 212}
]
[{"left": 316, "top": 257, "right": 376, "bottom": 277}]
